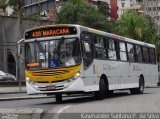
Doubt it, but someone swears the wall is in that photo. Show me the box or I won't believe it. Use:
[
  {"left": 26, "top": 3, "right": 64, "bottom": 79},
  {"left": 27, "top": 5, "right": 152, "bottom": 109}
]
[{"left": 0, "top": 16, "right": 54, "bottom": 80}]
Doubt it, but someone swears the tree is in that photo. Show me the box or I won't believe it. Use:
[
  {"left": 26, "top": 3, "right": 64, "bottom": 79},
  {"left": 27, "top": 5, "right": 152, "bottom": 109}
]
[
  {"left": 98, "top": 2, "right": 110, "bottom": 18},
  {"left": 111, "top": 10, "right": 157, "bottom": 44},
  {"left": 56, "top": 0, "right": 111, "bottom": 32},
  {"left": 0, "top": 0, "right": 9, "bottom": 15},
  {"left": 111, "top": 10, "right": 160, "bottom": 61},
  {"left": 8, "top": 0, "right": 24, "bottom": 15}
]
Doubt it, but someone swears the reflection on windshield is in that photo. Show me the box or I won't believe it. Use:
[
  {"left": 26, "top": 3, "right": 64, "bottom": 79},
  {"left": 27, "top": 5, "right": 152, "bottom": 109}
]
[{"left": 25, "top": 38, "right": 81, "bottom": 70}]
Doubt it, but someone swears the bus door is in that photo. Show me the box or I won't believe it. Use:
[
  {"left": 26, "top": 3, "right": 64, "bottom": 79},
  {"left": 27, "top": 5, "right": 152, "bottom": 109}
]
[
  {"left": 107, "top": 38, "right": 120, "bottom": 89},
  {"left": 81, "top": 32, "right": 95, "bottom": 87},
  {"left": 118, "top": 41, "right": 130, "bottom": 89}
]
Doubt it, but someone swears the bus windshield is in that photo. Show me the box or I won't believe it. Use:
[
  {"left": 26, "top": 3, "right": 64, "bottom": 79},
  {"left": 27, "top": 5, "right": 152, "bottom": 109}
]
[{"left": 25, "top": 38, "right": 81, "bottom": 70}]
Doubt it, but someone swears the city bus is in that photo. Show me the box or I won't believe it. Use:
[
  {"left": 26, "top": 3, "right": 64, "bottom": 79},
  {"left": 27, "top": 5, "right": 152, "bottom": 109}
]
[{"left": 18, "top": 24, "right": 158, "bottom": 102}]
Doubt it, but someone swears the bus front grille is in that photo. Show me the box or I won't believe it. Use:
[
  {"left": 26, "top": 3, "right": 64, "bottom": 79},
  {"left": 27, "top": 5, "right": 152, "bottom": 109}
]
[{"left": 31, "top": 70, "right": 70, "bottom": 76}]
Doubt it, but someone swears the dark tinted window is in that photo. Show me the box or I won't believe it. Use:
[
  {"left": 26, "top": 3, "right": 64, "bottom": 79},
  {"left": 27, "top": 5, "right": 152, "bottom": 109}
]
[
  {"left": 94, "top": 36, "right": 106, "bottom": 59},
  {"left": 149, "top": 48, "right": 156, "bottom": 64},
  {"left": 127, "top": 43, "right": 135, "bottom": 62},
  {"left": 81, "top": 32, "right": 93, "bottom": 69},
  {"left": 136, "top": 45, "right": 143, "bottom": 62},
  {"left": 142, "top": 47, "right": 149, "bottom": 63}
]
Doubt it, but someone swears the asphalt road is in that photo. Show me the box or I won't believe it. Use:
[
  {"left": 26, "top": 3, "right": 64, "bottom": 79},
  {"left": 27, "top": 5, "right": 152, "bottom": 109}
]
[{"left": 0, "top": 88, "right": 160, "bottom": 119}]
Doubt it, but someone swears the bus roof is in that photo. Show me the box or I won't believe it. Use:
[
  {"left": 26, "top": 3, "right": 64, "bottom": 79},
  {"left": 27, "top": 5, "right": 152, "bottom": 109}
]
[
  {"left": 78, "top": 25, "right": 155, "bottom": 48},
  {"left": 25, "top": 24, "right": 155, "bottom": 48}
]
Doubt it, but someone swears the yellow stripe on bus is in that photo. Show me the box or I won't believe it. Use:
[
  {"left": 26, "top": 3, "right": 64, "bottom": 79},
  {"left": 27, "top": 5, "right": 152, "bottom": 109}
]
[{"left": 25, "top": 65, "right": 81, "bottom": 83}]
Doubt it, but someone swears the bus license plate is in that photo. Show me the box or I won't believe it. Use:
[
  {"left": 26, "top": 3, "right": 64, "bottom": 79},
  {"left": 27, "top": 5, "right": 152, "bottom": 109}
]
[{"left": 46, "top": 86, "right": 56, "bottom": 90}]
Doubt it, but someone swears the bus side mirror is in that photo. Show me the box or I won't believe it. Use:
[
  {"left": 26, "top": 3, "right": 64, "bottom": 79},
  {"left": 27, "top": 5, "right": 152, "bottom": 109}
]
[{"left": 18, "top": 39, "right": 24, "bottom": 60}]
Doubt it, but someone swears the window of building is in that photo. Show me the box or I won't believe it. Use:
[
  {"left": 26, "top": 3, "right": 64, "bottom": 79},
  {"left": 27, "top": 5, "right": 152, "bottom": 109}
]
[{"left": 122, "top": 3, "right": 125, "bottom": 7}]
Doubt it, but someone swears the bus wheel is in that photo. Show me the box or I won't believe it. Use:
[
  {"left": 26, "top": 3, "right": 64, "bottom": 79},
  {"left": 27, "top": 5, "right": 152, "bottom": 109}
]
[
  {"left": 130, "top": 77, "right": 144, "bottom": 94},
  {"left": 55, "top": 93, "right": 62, "bottom": 102},
  {"left": 94, "top": 78, "right": 105, "bottom": 100}
]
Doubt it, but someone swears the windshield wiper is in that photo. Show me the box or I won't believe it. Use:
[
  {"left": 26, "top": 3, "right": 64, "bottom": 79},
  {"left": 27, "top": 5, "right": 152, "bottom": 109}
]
[
  {"left": 49, "top": 37, "right": 65, "bottom": 56},
  {"left": 34, "top": 39, "right": 46, "bottom": 54}
]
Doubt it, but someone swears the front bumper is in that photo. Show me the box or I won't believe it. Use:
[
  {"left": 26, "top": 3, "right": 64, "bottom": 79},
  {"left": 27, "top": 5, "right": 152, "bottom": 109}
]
[{"left": 26, "top": 77, "right": 85, "bottom": 95}]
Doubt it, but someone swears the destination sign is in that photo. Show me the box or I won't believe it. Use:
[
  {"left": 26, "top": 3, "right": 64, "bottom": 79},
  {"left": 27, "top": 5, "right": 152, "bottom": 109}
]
[{"left": 25, "top": 26, "right": 77, "bottom": 39}]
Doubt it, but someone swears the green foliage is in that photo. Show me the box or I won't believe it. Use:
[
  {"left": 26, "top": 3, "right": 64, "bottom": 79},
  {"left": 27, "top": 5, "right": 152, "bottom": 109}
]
[
  {"left": 111, "top": 10, "right": 160, "bottom": 61},
  {"left": 56, "top": 0, "right": 111, "bottom": 32},
  {"left": 98, "top": 2, "right": 110, "bottom": 17},
  {"left": 0, "top": 0, "right": 9, "bottom": 12},
  {"left": 8, "top": 0, "right": 24, "bottom": 15},
  {"left": 111, "top": 10, "right": 157, "bottom": 45}
]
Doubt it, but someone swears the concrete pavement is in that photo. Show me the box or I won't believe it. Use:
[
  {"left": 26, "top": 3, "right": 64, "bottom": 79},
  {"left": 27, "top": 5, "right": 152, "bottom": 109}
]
[
  {"left": 0, "top": 86, "right": 87, "bottom": 101},
  {"left": 0, "top": 86, "right": 54, "bottom": 101},
  {"left": 0, "top": 108, "right": 44, "bottom": 119},
  {"left": 0, "top": 86, "right": 47, "bottom": 119},
  {"left": 0, "top": 86, "right": 26, "bottom": 94}
]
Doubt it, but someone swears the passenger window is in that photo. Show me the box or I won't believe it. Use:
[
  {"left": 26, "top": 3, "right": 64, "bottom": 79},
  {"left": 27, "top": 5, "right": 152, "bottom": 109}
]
[
  {"left": 149, "top": 48, "right": 156, "bottom": 64},
  {"left": 127, "top": 43, "right": 135, "bottom": 62},
  {"left": 95, "top": 36, "right": 106, "bottom": 59},
  {"left": 119, "top": 42, "right": 127, "bottom": 61},
  {"left": 81, "top": 32, "right": 93, "bottom": 70},
  {"left": 108, "top": 39, "right": 117, "bottom": 60},
  {"left": 142, "top": 47, "right": 149, "bottom": 63},
  {"left": 136, "top": 46, "right": 143, "bottom": 62}
]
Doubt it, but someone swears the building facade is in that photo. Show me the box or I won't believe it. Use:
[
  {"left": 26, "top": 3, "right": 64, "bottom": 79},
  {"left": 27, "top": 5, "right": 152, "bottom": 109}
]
[
  {"left": 142, "top": 0, "right": 160, "bottom": 26},
  {"left": 89, "top": 0, "right": 141, "bottom": 19}
]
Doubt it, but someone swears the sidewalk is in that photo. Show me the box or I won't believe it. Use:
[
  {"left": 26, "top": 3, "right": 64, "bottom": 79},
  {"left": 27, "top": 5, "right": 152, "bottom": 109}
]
[
  {"left": 0, "top": 86, "right": 53, "bottom": 101},
  {"left": 0, "top": 86, "right": 26, "bottom": 94}
]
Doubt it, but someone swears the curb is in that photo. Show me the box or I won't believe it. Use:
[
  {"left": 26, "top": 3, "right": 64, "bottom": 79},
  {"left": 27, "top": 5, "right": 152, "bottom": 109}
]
[
  {"left": 0, "top": 95, "right": 55, "bottom": 101},
  {"left": 0, "top": 94, "right": 91, "bottom": 101},
  {"left": 145, "top": 86, "right": 160, "bottom": 88},
  {"left": 0, "top": 91, "right": 26, "bottom": 94},
  {"left": 0, "top": 108, "right": 44, "bottom": 119}
]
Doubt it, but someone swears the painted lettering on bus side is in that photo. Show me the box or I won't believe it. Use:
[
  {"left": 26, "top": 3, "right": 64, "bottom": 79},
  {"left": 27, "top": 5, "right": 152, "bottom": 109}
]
[
  {"left": 133, "top": 65, "right": 142, "bottom": 71},
  {"left": 103, "top": 64, "right": 117, "bottom": 71},
  {"left": 103, "top": 64, "right": 112, "bottom": 70}
]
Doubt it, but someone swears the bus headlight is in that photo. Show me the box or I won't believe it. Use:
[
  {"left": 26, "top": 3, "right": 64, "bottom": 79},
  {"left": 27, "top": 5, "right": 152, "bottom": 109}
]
[
  {"left": 26, "top": 77, "right": 36, "bottom": 85},
  {"left": 67, "top": 72, "right": 80, "bottom": 82},
  {"left": 26, "top": 77, "right": 30, "bottom": 81}
]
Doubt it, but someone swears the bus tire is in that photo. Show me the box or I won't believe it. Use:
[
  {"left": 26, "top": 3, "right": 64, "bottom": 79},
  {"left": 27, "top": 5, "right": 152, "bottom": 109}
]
[
  {"left": 94, "top": 78, "right": 105, "bottom": 100},
  {"left": 55, "top": 93, "right": 62, "bottom": 102},
  {"left": 130, "top": 76, "right": 144, "bottom": 94}
]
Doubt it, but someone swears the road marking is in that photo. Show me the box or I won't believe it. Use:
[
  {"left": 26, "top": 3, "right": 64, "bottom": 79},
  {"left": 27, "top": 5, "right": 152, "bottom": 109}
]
[{"left": 53, "top": 105, "right": 72, "bottom": 119}]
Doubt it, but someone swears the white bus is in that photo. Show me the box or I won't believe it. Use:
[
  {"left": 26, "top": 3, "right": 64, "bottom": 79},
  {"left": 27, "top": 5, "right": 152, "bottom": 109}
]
[{"left": 18, "top": 24, "right": 158, "bottom": 102}]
